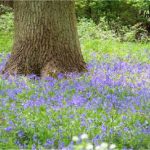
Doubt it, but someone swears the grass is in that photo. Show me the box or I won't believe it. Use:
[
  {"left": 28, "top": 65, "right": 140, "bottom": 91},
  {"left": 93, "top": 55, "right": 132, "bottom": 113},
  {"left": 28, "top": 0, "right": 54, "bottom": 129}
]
[
  {"left": 82, "top": 39, "right": 150, "bottom": 63},
  {"left": 0, "top": 32, "right": 13, "bottom": 53},
  {"left": 0, "top": 28, "right": 150, "bottom": 149},
  {"left": 0, "top": 31, "right": 150, "bottom": 63}
]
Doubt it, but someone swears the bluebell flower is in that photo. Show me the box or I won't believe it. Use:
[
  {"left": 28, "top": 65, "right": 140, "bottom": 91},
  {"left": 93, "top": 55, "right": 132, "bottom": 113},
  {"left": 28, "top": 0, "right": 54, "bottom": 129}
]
[
  {"left": 4, "top": 126, "right": 13, "bottom": 132},
  {"left": 17, "top": 130, "right": 24, "bottom": 138},
  {"left": 101, "top": 124, "right": 107, "bottom": 132},
  {"left": 44, "top": 139, "right": 54, "bottom": 148},
  {"left": 32, "top": 144, "right": 36, "bottom": 150}
]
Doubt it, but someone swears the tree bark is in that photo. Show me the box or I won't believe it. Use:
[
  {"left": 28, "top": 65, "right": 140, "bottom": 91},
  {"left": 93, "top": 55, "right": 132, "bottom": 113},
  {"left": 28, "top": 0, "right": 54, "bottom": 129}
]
[{"left": 2, "top": 0, "right": 87, "bottom": 77}]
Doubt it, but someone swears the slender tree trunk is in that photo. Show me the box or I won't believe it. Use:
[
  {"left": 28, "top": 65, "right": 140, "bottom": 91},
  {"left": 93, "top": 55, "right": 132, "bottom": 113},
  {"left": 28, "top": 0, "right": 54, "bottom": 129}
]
[{"left": 2, "top": 0, "right": 86, "bottom": 77}]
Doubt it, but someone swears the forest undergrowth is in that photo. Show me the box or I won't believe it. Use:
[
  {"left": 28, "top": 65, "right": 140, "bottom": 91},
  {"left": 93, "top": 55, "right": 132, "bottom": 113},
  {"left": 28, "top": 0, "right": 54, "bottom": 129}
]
[{"left": 0, "top": 18, "right": 150, "bottom": 150}]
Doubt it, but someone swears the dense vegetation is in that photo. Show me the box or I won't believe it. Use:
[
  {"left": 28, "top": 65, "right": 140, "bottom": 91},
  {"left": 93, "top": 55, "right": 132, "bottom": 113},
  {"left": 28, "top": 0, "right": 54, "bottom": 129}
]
[
  {"left": 76, "top": 0, "right": 150, "bottom": 42},
  {"left": 0, "top": 1, "right": 150, "bottom": 149},
  {"left": 76, "top": 0, "right": 150, "bottom": 24}
]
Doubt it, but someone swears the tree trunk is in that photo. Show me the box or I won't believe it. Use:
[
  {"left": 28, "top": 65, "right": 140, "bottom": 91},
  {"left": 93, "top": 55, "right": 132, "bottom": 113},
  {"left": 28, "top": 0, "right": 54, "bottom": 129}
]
[{"left": 2, "top": 0, "right": 86, "bottom": 77}]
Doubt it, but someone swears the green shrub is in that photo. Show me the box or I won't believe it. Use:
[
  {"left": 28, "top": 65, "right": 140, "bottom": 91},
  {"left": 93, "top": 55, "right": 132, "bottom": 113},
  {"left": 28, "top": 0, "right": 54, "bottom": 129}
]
[
  {"left": 75, "top": 0, "right": 150, "bottom": 26},
  {"left": 0, "top": 4, "right": 12, "bottom": 15},
  {"left": 0, "top": 11, "right": 14, "bottom": 32},
  {"left": 78, "top": 18, "right": 150, "bottom": 43}
]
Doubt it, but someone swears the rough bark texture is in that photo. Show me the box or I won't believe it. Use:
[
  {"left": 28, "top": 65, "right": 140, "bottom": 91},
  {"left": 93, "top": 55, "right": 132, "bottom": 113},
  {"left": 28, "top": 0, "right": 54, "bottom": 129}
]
[{"left": 2, "top": 0, "right": 87, "bottom": 77}]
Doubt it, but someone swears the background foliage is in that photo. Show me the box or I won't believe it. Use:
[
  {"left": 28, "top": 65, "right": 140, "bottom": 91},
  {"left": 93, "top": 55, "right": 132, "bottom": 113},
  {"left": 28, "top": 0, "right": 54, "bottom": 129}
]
[
  {"left": 75, "top": 0, "right": 150, "bottom": 42},
  {"left": 0, "top": 0, "right": 150, "bottom": 42}
]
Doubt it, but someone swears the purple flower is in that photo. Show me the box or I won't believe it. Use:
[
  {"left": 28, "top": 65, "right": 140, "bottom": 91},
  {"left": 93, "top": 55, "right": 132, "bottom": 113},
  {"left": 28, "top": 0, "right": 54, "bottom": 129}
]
[
  {"left": 122, "top": 116, "right": 127, "bottom": 120},
  {"left": 70, "top": 95, "right": 87, "bottom": 107},
  {"left": 33, "top": 134, "right": 38, "bottom": 142},
  {"left": 101, "top": 124, "right": 107, "bottom": 132},
  {"left": 124, "top": 127, "right": 129, "bottom": 132},
  {"left": 44, "top": 139, "right": 54, "bottom": 148},
  {"left": 69, "top": 114, "right": 74, "bottom": 119},
  {"left": 47, "top": 124, "right": 51, "bottom": 129},
  {"left": 18, "top": 130, "right": 24, "bottom": 137},
  {"left": 32, "top": 144, "right": 36, "bottom": 150},
  {"left": 4, "top": 126, "right": 13, "bottom": 132},
  {"left": 142, "top": 127, "right": 150, "bottom": 134}
]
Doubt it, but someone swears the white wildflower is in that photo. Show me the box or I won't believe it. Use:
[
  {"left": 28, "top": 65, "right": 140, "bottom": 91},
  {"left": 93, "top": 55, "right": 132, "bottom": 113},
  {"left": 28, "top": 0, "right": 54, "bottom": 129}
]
[
  {"left": 95, "top": 145, "right": 101, "bottom": 150},
  {"left": 72, "top": 136, "right": 79, "bottom": 142},
  {"left": 109, "top": 144, "right": 116, "bottom": 149},
  {"left": 86, "top": 143, "right": 93, "bottom": 150},
  {"left": 95, "top": 142, "right": 108, "bottom": 150},
  {"left": 100, "top": 142, "right": 108, "bottom": 149},
  {"left": 81, "top": 133, "right": 88, "bottom": 140}
]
